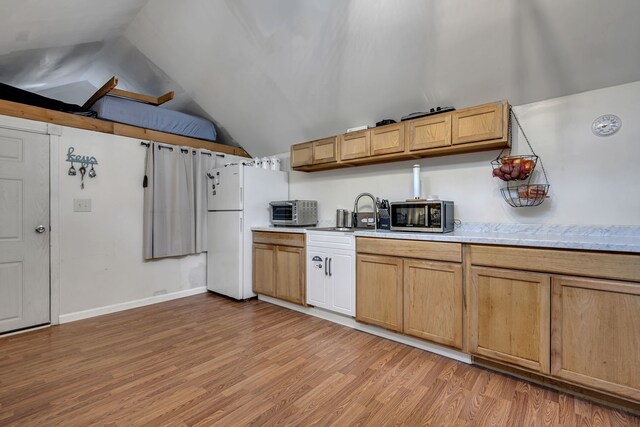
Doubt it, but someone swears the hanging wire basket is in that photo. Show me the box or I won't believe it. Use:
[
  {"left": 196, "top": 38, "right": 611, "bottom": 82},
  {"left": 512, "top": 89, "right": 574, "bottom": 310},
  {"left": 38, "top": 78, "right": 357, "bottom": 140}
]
[
  {"left": 492, "top": 108, "right": 550, "bottom": 207},
  {"left": 500, "top": 184, "right": 550, "bottom": 207}
]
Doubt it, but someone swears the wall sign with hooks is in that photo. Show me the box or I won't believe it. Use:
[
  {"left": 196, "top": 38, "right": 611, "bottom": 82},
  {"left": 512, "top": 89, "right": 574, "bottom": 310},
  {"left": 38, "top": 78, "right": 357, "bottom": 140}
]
[{"left": 66, "top": 146, "right": 98, "bottom": 190}]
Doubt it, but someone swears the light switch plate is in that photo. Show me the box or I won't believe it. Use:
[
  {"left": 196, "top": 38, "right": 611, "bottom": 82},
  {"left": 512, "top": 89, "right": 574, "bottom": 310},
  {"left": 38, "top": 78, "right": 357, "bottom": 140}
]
[{"left": 74, "top": 198, "right": 91, "bottom": 212}]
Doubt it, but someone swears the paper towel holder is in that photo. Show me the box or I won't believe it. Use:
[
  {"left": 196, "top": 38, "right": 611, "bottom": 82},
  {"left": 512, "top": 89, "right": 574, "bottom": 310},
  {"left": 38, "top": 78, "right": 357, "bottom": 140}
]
[{"left": 407, "top": 164, "right": 427, "bottom": 201}]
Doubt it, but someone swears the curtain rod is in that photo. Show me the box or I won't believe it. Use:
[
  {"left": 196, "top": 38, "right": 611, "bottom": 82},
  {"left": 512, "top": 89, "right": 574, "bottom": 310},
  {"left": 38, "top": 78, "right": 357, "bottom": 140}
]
[{"left": 139, "top": 141, "right": 219, "bottom": 156}]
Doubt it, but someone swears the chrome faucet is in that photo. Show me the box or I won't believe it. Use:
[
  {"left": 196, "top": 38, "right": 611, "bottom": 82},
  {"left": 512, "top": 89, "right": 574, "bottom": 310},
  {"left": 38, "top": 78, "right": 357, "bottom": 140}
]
[{"left": 353, "top": 192, "right": 377, "bottom": 229}]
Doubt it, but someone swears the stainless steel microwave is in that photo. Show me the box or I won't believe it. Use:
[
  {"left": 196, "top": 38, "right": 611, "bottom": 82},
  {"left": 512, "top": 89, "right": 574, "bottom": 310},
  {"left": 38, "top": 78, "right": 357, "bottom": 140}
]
[
  {"left": 389, "top": 200, "right": 454, "bottom": 233},
  {"left": 269, "top": 200, "right": 318, "bottom": 226}
]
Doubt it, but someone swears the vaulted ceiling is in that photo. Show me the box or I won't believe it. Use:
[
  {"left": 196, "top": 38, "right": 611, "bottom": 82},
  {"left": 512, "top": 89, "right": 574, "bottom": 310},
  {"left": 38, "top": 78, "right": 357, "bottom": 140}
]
[{"left": 2, "top": 0, "right": 640, "bottom": 156}]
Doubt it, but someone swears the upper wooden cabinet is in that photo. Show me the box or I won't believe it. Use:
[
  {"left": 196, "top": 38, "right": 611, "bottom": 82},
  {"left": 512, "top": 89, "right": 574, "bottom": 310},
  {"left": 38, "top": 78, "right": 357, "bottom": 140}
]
[
  {"left": 551, "top": 276, "right": 640, "bottom": 401},
  {"left": 291, "top": 142, "right": 313, "bottom": 168},
  {"left": 452, "top": 102, "right": 506, "bottom": 145},
  {"left": 291, "top": 137, "right": 338, "bottom": 168},
  {"left": 340, "top": 130, "right": 370, "bottom": 161},
  {"left": 407, "top": 114, "right": 452, "bottom": 151},
  {"left": 469, "top": 266, "right": 550, "bottom": 374},
  {"left": 292, "top": 100, "right": 510, "bottom": 172},
  {"left": 371, "top": 123, "right": 405, "bottom": 156},
  {"left": 312, "top": 136, "right": 338, "bottom": 164}
]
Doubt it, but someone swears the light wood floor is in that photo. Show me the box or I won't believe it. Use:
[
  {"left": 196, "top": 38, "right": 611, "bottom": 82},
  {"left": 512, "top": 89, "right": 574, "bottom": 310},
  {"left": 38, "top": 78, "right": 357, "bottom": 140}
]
[{"left": 0, "top": 293, "right": 638, "bottom": 426}]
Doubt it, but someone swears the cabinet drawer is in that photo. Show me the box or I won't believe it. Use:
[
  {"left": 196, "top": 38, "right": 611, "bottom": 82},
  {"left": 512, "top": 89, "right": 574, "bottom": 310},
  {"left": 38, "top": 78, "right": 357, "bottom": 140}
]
[
  {"left": 357, "top": 237, "right": 461, "bottom": 263},
  {"left": 371, "top": 123, "right": 405, "bottom": 156},
  {"left": 306, "top": 232, "right": 355, "bottom": 250},
  {"left": 468, "top": 245, "right": 640, "bottom": 282},
  {"left": 253, "top": 231, "right": 305, "bottom": 248}
]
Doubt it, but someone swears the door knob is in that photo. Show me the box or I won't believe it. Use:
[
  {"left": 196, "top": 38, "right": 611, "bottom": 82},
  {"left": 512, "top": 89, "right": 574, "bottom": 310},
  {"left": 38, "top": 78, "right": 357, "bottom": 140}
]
[{"left": 35, "top": 225, "right": 46, "bottom": 234}]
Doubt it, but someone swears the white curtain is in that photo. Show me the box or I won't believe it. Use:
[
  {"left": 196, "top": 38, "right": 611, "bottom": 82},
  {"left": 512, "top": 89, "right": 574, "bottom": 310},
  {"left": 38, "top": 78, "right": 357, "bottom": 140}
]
[
  {"left": 194, "top": 149, "right": 216, "bottom": 252},
  {"left": 143, "top": 143, "right": 215, "bottom": 259},
  {"left": 143, "top": 144, "right": 154, "bottom": 259}
]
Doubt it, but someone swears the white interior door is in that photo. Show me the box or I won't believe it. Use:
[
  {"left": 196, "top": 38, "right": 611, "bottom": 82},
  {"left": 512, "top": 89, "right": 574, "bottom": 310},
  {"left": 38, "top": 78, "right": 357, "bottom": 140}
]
[{"left": 0, "top": 127, "right": 50, "bottom": 334}]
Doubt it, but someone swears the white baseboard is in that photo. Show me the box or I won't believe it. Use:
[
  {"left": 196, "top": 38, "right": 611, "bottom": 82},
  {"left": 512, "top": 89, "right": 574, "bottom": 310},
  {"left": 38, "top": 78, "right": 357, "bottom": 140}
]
[
  {"left": 258, "top": 295, "right": 472, "bottom": 364},
  {"left": 59, "top": 287, "right": 207, "bottom": 324}
]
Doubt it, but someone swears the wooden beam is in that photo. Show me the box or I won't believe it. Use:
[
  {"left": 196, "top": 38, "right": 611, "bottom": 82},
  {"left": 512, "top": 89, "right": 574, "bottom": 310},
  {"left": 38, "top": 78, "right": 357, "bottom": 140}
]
[
  {"left": 109, "top": 88, "right": 175, "bottom": 106},
  {"left": 83, "top": 76, "right": 118, "bottom": 109},
  {"left": 0, "top": 99, "right": 250, "bottom": 157},
  {"left": 157, "top": 91, "right": 175, "bottom": 106}
]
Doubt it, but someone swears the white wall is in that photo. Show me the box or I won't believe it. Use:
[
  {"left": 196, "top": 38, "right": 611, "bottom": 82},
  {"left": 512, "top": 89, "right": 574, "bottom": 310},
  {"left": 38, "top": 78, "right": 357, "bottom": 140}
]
[
  {"left": 288, "top": 82, "right": 640, "bottom": 226},
  {"left": 57, "top": 127, "right": 206, "bottom": 316},
  {"left": 125, "top": 0, "right": 640, "bottom": 157}
]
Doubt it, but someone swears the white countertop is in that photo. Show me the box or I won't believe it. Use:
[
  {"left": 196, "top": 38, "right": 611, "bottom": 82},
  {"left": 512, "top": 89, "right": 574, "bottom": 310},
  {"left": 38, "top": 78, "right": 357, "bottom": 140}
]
[{"left": 251, "top": 224, "right": 640, "bottom": 253}]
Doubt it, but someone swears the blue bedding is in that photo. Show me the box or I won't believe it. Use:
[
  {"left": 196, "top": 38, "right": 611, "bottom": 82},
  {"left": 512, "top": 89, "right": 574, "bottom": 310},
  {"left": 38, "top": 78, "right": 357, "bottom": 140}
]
[{"left": 93, "top": 95, "right": 217, "bottom": 141}]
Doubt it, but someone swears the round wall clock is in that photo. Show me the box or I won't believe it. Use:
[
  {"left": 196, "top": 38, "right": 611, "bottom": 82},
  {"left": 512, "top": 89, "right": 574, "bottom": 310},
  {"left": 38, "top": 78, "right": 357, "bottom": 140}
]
[{"left": 592, "top": 114, "right": 621, "bottom": 136}]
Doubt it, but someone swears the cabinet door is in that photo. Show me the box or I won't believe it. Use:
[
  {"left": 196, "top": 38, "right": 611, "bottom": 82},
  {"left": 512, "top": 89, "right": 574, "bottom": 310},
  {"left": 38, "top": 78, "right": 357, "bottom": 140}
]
[
  {"left": 340, "top": 130, "right": 370, "bottom": 161},
  {"left": 275, "top": 246, "right": 306, "bottom": 305},
  {"left": 469, "top": 267, "right": 550, "bottom": 373},
  {"left": 407, "top": 114, "right": 452, "bottom": 151},
  {"left": 371, "top": 123, "right": 405, "bottom": 156},
  {"left": 306, "top": 247, "right": 330, "bottom": 308},
  {"left": 452, "top": 102, "right": 504, "bottom": 145},
  {"left": 404, "top": 260, "right": 463, "bottom": 349},
  {"left": 328, "top": 250, "right": 355, "bottom": 316},
  {"left": 253, "top": 243, "right": 276, "bottom": 296},
  {"left": 312, "top": 137, "right": 338, "bottom": 165},
  {"left": 356, "top": 254, "right": 403, "bottom": 332},
  {"left": 291, "top": 142, "right": 313, "bottom": 167},
  {"left": 551, "top": 276, "right": 640, "bottom": 401}
]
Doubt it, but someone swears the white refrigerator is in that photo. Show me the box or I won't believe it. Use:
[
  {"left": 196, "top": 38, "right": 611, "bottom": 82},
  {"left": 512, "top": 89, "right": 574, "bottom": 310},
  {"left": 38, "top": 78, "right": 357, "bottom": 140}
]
[{"left": 207, "top": 163, "right": 288, "bottom": 299}]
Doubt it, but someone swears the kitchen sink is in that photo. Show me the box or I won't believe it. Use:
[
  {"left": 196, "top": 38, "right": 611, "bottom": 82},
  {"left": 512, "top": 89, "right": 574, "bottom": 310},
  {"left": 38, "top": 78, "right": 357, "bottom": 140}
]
[{"left": 307, "top": 227, "right": 356, "bottom": 233}]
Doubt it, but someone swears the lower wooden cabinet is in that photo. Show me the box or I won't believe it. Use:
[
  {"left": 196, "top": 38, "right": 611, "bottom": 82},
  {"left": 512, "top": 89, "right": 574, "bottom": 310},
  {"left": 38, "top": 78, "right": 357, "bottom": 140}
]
[
  {"left": 356, "top": 254, "right": 403, "bottom": 332},
  {"left": 252, "top": 243, "right": 276, "bottom": 296},
  {"left": 551, "top": 276, "right": 640, "bottom": 401},
  {"left": 252, "top": 232, "right": 306, "bottom": 306},
  {"left": 356, "top": 249, "right": 464, "bottom": 348},
  {"left": 275, "top": 246, "right": 305, "bottom": 305},
  {"left": 469, "top": 266, "right": 550, "bottom": 374},
  {"left": 404, "top": 260, "right": 463, "bottom": 349}
]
